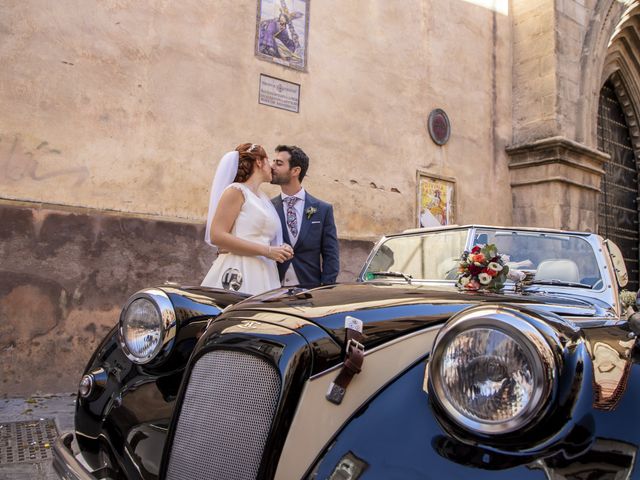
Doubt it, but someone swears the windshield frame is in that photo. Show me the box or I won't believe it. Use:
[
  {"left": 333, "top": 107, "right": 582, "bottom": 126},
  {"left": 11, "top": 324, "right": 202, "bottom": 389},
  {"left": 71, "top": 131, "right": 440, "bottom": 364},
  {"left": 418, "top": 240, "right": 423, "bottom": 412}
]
[
  {"left": 358, "top": 226, "right": 474, "bottom": 285},
  {"left": 358, "top": 225, "right": 619, "bottom": 313}
]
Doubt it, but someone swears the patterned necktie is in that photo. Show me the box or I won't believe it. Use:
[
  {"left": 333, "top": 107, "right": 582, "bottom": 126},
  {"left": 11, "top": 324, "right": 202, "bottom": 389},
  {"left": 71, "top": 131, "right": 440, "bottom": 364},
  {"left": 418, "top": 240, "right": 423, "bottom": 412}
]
[{"left": 285, "top": 196, "right": 299, "bottom": 238}]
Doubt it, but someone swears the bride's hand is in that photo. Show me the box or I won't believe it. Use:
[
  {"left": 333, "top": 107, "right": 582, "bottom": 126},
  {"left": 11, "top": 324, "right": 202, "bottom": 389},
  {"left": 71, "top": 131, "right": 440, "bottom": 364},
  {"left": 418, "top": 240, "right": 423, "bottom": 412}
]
[
  {"left": 282, "top": 243, "right": 294, "bottom": 259},
  {"left": 267, "top": 245, "right": 294, "bottom": 263}
]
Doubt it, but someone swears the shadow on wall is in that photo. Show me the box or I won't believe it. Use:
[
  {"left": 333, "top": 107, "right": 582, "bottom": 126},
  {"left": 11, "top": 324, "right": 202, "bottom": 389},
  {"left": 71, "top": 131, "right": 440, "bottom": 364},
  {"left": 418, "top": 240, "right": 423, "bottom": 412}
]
[
  {"left": 0, "top": 203, "right": 214, "bottom": 396},
  {"left": 0, "top": 203, "right": 372, "bottom": 396}
]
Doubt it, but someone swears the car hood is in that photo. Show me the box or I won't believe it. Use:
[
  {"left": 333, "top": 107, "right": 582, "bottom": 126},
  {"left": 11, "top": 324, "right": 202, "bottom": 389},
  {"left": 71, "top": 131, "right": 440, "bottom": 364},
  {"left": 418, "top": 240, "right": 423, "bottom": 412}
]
[{"left": 230, "top": 282, "right": 606, "bottom": 350}]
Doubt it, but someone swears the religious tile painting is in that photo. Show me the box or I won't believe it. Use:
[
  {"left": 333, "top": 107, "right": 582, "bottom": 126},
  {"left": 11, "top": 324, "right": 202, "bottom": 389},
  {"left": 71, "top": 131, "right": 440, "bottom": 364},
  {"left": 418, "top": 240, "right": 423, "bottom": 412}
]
[
  {"left": 417, "top": 173, "right": 456, "bottom": 227},
  {"left": 255, "top": 0, "right": 310, "bottom": 71}
]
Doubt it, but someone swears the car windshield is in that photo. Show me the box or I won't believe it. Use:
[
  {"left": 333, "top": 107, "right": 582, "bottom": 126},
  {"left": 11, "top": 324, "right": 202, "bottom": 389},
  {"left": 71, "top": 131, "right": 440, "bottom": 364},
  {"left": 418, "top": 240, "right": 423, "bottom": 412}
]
[
  {"left": 363, "top": 228, "right": 603, "bottom": 288},
  {"left": 476, "top": 229, "right": 602, "bottom": 288},
  {"left": 364, "top": 230, "right": 468, "bottom": 281}
]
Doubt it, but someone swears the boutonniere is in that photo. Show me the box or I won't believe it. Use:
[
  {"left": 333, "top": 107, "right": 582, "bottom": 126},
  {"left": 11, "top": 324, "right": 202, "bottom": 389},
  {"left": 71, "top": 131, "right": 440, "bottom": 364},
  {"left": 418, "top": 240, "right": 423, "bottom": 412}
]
[{"left": 305, "top": 206, "right": 317, "bottom": 219}]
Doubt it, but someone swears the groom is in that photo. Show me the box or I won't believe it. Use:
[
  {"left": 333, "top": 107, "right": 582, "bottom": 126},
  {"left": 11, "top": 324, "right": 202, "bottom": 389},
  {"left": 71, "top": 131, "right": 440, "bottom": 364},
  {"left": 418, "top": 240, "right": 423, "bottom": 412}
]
[{"left": 271, "top": 145, "right": 340, "bottom": 288}]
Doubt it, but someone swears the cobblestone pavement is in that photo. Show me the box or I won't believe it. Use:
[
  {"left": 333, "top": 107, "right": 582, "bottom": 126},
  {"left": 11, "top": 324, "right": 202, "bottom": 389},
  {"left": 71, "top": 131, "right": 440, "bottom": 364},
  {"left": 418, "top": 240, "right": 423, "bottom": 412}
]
[{"left": 0, "top": 394, "right": 75, "bottom": 480}]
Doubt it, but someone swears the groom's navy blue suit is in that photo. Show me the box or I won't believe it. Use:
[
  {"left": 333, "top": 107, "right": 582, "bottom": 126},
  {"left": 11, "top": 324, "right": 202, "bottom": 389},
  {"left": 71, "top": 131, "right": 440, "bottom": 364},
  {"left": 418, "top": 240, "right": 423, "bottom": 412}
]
[{"left": 272, "top": 192, "right": 340, "bottom": 288}]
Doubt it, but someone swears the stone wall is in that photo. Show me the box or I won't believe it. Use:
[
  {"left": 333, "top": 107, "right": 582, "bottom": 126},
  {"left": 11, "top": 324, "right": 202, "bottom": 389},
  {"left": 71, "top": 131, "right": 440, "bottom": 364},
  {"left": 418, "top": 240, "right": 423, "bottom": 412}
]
[
  {"left": 0, "top": 201, "right": 370, "bottom": 395},
  {"left": 511, "top": 0, "right": 558, "bottom": 144},
  {"left": 508, "top": 0, "right": 640, "bottom": 232},
  {"left": 507, "top": 136, "right": 607, "bottom": 231}
]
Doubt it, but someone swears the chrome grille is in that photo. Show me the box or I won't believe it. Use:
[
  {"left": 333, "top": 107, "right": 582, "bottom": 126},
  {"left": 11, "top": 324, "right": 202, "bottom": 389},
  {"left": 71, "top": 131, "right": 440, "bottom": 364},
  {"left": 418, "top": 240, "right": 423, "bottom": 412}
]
[{"left": 166, "top": 350, "right": 281, "bottom": 480}]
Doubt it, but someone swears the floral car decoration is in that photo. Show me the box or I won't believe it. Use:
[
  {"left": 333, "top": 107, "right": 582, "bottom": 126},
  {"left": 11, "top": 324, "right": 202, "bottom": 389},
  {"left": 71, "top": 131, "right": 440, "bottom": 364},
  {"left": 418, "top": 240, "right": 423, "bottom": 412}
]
[{"left": 456, "top": 243, "right": 509, "bottom": 291}]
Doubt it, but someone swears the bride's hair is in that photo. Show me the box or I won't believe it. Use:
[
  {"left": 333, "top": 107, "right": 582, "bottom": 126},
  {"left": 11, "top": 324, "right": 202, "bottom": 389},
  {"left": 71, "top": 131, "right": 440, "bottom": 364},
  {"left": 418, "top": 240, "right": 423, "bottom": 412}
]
[{"left": 234, "top": 143, "right": 267, "bottom": 183}]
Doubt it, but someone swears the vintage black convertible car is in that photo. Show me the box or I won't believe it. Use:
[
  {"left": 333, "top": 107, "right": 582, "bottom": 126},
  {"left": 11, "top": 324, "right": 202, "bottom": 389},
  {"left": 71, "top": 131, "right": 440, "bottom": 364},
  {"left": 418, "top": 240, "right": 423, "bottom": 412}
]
[{"left": 53, "top": 225, "right": 640, "bottom": 479}]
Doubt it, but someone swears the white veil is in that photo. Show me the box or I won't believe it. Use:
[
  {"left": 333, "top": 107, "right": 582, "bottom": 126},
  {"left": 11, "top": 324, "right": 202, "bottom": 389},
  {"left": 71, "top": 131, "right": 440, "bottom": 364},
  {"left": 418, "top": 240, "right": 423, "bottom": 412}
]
[
  {"left": 204, "top": 149, "right": 284, "bottom": 251},
  {"left": 264, "top": 194, "right": 284, "bottom": 248},
  {"left": 204, "top": 151, "right": 239, "bottom": 248}
]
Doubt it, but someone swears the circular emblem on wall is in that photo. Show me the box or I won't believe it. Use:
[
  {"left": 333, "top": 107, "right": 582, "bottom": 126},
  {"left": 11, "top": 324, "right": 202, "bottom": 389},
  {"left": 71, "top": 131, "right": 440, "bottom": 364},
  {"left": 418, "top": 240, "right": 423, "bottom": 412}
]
[
  {"left": 427, "top": 109, "right": 451, "bottom": 146},
  {"left": 221, "top": 268, "right": 243, "bottom": 291}
]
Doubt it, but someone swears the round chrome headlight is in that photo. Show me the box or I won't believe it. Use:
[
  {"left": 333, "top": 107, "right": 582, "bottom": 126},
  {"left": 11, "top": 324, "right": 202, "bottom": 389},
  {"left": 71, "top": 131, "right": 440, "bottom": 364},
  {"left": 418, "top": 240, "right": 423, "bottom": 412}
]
[
  {"left": 119, "top": 289, "right": 176, "bottom": 364},
  {"left": 429, "top": 306, "right": 559, "bottom": 435}
]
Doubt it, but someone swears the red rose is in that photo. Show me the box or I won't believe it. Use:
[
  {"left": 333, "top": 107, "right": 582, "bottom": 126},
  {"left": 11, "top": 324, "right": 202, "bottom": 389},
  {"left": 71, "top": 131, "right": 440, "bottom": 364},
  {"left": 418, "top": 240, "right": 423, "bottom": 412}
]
[
  {"left": 471, "top": 246, "right": 481, "bottom": 254},
  {"left": 468, "top": 264, "right": 483, "bottom": 275},
  {"left": 485, "top": 267, "right": 498, "bottom": 277}
]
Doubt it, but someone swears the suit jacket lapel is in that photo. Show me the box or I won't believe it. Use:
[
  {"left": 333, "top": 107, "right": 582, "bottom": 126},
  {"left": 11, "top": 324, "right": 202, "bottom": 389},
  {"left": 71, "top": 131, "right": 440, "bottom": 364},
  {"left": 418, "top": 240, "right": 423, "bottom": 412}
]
[
  {"left": 296, "top": 194, "right": 317, "bottom": 246},
  {"left": 272, "top": 196, "right": 291, "bottom": 245}
]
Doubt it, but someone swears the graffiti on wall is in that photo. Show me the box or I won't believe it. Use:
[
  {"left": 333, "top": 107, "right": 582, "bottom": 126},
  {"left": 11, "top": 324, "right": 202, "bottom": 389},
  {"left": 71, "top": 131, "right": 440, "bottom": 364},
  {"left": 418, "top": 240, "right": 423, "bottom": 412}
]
[{"left": 0, "top": 135, "right": 88, "bottom": 186}]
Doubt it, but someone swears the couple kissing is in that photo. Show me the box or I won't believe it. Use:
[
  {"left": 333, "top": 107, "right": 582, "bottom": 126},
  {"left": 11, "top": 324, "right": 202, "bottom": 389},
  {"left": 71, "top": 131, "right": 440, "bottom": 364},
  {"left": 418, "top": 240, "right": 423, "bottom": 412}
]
[{"left": 201, "top": 143, "right": 339, "bottom": 295}]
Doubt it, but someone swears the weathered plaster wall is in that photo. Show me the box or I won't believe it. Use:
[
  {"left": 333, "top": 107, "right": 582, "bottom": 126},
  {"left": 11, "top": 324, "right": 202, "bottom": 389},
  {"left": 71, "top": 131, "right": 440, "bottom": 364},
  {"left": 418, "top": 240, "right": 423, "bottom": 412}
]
[
  {"left": 0, "top": 202, "right": 368, "bottom": 395},
  {"left": 0, "top": 0, "right": 513, "bottom": 236}
]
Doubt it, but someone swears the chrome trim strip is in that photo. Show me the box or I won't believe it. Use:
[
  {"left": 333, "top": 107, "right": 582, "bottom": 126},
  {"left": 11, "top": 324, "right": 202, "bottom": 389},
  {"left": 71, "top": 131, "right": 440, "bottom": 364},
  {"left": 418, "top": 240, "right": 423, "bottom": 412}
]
[
  {"left": 52, "top": 432, "right": 98, "bottom": 480},
  {"left": 275, "top": 325, "right": 441, "bottom": 480}
]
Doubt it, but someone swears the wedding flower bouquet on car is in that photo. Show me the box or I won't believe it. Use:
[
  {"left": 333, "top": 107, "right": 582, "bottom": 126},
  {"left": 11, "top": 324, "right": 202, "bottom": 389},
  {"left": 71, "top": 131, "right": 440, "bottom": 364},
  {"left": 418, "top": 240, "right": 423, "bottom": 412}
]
[{"left": 456, "top": 244, "right": 510, "bottom": 292}]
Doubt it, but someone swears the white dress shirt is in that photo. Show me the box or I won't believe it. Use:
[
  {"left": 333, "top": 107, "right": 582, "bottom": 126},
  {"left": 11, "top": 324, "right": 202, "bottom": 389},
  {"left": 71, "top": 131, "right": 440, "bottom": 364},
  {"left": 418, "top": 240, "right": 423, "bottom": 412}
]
[{"left": 281, "top": 188, "right": 306, "bottom": 286}]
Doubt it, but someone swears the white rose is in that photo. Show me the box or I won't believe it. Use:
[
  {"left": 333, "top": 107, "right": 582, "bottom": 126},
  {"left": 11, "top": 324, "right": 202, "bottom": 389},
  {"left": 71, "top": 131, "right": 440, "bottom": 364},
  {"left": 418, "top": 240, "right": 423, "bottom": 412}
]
[
  {"left": 487, "top": 262, "right": 502, "bottom": 272},
  {"left": 478, "top": 272, "right": 492, "bottom": 285},
  {"left": 459, "top": 276, "right": 470, "bottom": 286}
]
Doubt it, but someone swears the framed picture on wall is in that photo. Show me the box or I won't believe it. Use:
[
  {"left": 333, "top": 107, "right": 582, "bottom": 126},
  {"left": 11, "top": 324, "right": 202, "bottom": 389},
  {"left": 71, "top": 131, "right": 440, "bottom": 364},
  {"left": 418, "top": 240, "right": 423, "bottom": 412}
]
[
  {"left": 416, "top": 172, "right": 456, "bottom": 228},
  {"left": 255, "top": 0, "right": 310, "bottom": 71}
]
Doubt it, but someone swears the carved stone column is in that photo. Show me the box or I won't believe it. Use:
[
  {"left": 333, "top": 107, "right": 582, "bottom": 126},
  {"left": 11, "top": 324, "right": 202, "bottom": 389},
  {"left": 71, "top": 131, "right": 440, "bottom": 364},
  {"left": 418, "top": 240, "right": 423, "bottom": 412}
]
[{"left": 507, "top": 136, "right": 609, "bottom": 231}]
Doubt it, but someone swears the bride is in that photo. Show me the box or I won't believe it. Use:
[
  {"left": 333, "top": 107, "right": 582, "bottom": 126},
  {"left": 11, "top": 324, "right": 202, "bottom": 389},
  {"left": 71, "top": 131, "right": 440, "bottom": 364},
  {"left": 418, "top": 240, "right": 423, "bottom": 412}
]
[{"left": 201, "top": 143, "right": 293, "bottom": 295}]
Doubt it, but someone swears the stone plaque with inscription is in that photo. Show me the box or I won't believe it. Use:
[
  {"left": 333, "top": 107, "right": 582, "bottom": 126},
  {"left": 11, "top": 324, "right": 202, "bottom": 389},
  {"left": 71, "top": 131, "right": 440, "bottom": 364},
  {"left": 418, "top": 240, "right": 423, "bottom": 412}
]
[{"left": 259, "top": 74, "right": 300, "bottom": 113}]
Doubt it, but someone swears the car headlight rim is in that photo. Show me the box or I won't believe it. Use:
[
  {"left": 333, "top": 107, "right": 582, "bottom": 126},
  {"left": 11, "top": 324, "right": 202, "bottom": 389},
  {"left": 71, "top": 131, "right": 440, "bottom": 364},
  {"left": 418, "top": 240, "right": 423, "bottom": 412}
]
[
  {"left": 429, "top": 306, "right": 559, "bottom": 435},
  {"left": 118, "top": 288, "right": 176, "bottom": 364}
]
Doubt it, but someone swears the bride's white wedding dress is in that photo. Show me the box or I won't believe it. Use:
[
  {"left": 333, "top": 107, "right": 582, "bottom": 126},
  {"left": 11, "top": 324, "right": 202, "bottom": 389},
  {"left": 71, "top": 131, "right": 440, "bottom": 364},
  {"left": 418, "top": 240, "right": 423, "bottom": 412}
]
[{"left": 201, "top": 182, "right": 281, "bottom": 295}]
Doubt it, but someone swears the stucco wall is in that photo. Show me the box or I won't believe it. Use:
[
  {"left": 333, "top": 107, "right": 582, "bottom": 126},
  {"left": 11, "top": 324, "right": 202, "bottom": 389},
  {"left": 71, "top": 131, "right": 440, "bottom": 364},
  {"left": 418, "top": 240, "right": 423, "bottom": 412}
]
[
  {"left": 1, "top": 0, "right": 513, "bottom": 236},
  {"left": 0, "top": 201, "right": 370, "bottom": 395}
]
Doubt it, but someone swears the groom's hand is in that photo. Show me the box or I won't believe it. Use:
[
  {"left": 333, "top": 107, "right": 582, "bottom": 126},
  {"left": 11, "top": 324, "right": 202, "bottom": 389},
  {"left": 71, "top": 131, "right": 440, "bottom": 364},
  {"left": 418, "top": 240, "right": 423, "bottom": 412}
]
[{"left": 267, "top": 244, "right": 294, "bottom": 263}]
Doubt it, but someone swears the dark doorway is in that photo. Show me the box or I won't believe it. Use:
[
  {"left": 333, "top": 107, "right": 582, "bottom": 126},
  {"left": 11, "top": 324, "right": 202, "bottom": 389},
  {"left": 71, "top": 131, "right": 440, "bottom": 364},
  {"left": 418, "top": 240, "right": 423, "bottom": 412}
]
[{"left": 597, "top": 79, "right": 639, "bottom": 291}]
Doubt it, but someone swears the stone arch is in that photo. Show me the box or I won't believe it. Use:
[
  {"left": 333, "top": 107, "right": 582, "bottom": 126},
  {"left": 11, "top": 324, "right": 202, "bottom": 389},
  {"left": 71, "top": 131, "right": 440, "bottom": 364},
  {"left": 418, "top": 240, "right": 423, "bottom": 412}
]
[
  {"left": 596, "top": 7, "right": 640, "bottom": 217},
  {"left": 577, "top": 0, "right": 640, "bottom": 148},
  {"left": 603, "top": 71, "right": 640, "bottom": 162},
  {"left": 590, "top": 2, "right": 640, "bottom": 289}
]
